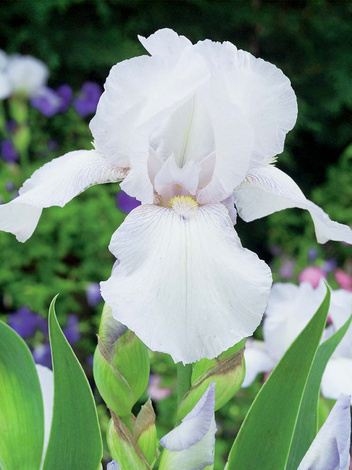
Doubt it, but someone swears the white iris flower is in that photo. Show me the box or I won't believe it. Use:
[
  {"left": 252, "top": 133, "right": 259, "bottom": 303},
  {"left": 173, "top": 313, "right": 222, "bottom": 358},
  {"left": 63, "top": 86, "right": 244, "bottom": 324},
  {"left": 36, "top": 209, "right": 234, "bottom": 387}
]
[
  {"left": 0, "top": 50, "right": 48, "bottom": 99},
  {"left": 0, "top": 29, "right": 351, "bottom": 363},
  {"left": 243, "top": 281, "right": 352, "bottom": 403}
]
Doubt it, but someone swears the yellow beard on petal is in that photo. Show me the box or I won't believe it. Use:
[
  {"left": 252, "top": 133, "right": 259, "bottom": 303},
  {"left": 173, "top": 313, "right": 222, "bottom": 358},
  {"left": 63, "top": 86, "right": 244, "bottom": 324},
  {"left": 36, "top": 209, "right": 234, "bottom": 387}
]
[{"left": 169, "top": 195, "right": 199, "bottom": 218}]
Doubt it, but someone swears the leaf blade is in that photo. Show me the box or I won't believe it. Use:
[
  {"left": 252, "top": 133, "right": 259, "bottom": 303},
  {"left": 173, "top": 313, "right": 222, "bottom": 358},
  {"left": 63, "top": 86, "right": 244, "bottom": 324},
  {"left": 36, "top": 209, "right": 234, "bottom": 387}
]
[
  {"left": 286, "top": 314, "right": 352, "bottom": 469},
  {"left": 227, "top": 287, "right": 331, "bottom": 470},
  {"left": 42, "top": 297, "right": 102, "bottom": 470},
  {"left": 0, "top": 320, "right": 44, "bottom": 470}
]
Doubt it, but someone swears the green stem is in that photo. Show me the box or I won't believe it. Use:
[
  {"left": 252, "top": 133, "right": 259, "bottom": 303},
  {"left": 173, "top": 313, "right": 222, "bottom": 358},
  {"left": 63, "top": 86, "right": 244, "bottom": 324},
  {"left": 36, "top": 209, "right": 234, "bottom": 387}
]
[{"left": 176, "top": 362, "right": 192, "bottom": 405}]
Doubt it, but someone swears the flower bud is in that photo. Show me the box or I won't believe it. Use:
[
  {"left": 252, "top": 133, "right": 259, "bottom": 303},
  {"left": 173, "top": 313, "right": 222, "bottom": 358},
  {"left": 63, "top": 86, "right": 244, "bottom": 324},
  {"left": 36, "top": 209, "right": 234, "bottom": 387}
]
[
  {"left": 133, "top": 399, "right": 159, "bottom": 467},
  {"left": 107, "top": 414, "right": 150, "bottom": 470},
  {"left": 93, "top": 304, "right": 150, "bottom": 418},
  {"left": 177, "top": 339, "right": 245, "bottom": 420}
]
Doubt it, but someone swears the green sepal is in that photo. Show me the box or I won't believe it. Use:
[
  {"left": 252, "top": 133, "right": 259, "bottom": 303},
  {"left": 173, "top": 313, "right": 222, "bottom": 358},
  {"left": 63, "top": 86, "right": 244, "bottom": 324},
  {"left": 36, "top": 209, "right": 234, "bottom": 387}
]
[
  {"left": 177, "top": 339, "right": 245, "bottom": 420},
  {"left": 0, "top": 320, "right": 44, "bottom": 470},
  {"left": 107, "top": 414, "right": 151, "bottom": 470}
]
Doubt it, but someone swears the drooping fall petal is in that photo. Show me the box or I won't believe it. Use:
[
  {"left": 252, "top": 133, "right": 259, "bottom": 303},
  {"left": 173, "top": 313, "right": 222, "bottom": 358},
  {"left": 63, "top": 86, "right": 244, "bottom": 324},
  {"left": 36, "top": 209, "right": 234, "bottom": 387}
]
[
  {"left": 0, "top": 150, "right": 124, "bottom": 241},
  {"left": 101, "top": 203, "right": 272, "bottom": 363},
  {"left": 233, "top": 165, "right": 352, "bottom": 244}
]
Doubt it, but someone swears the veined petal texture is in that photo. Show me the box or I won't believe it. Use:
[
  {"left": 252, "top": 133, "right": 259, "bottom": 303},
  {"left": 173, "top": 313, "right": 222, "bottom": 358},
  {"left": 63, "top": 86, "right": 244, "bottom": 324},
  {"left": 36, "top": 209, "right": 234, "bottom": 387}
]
[
  {"left": 233, "top": 164, "right": 352, "bottom": 244},
  {"left": 297, "top": 395, "right": 351, "bottom": 470},
  {"left": 0, "top": 149, "right": 124, "bottom": 242},
  {"left": 159, "top": 383, "right": 216, "bottom": 470},
  {"left": 101, "top": 203, "right": 272, "bottom": 364}
]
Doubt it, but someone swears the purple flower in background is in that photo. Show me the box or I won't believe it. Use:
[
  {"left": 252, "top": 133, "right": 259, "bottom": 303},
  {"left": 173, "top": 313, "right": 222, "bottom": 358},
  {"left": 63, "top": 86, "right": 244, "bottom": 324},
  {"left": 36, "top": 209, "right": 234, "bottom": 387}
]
[
  {"left": 74, "top": 82, "right": 101, "bottom": 117},
  {"left": 1, "top": 139, "right": 19, "bottom": 163},
  {"left": 307, "top": 247, "right": 319, "bottom": 262},
  {"left": 279, "top": 258, "right": 295, "bottom": 280},
  {"left": 56, "top": 84, "right": 72, "bottom": 113},
  {"left": 116, "top": 190, "right": 141, "bottom": 214},
  {"left": 86, "top": 282, "right": 102, "bottom": 307},
  {"left": 5, "top": 181, "right": 15, "bottom": 192},
  {"left": 47, "top": 140, "right": 59, "bottom": 152},
  {"left": 8, "top": 306, "right": 40, "bottom": 339},
  {"left": 63, "top": 314, "right": 81, "bottom": 345},
  {"left": 323, "top": 258, "right": 337, "bottom": 274},
  {"left": 33, "top": 343, "right": 52, "bottom": 369},
  {"left": 31, "top": 86, "right": 61, "bottom": 117},
  {"left": 6, "top": 119, "right": 18, "bottom": 134}
]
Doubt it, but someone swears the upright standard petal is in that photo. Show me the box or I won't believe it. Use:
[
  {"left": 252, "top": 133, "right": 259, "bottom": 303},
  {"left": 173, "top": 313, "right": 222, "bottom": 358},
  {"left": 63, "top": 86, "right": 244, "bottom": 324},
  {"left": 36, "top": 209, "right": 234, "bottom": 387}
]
[
  {"left": 159, "top": 383, "right": 216, "bottom": 470},
  {"left": 194, "top": 39, "right": 297, "bottom": 163},
  {"left": 138, "top": 28, "right": 191, "bottom": 58},
  {"left": 36, "top": 365, "right": 54, "bottom": 459},
  {"left": 233, "top": 165, "right": 352, "bottom": 244},
  {"left": 297, "top": 395, "right": 351, "bottom": 470},
  {"left": 0, "top": 150, "right": 124, "bottom": 242},
  {"left": 101, "top": 203, "right": 272, "bottom": 364}
]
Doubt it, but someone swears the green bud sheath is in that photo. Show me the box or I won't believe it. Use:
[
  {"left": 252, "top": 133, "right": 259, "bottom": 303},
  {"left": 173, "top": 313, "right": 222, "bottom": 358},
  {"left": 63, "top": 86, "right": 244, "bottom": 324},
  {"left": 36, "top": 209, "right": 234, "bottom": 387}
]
[
  {"left": 107, "top": 414, "right": 150, "bottom": 470},
  {"left": 177, "top": 339, "right": 246, "bottom": 420},
  {"left": 133, "top": 399, "right": 159, "bottom": 467},
  {"left": 94, "top": 304, "right": 150, "bottom": 417}
]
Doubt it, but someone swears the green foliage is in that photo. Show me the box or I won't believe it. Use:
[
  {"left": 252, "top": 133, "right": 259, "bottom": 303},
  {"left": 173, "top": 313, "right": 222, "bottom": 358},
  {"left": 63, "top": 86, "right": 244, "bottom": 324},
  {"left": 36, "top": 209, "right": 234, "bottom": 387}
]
[
  {"left": 42, "top": 297, "right": 102, "bottom": 470},
  {"left": 227, "top": 287, "right": 330, "bottom": 470},
  {"left": 0, "top": 321, "right": 44, "bottom": 470},
  {"left": 286, "top": 314, "right": 352, "bottom": 469}
]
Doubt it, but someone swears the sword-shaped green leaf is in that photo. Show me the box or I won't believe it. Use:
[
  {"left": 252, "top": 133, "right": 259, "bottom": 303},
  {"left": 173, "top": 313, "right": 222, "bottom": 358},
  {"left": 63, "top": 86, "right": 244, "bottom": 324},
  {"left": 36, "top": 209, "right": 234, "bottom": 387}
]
[
  {"left": 42, "top": 297, "right": 102, "bottom": 469},
  {"left": 0, "top": 320, "right": 44, "bottom": 470},
  {"left": 227, "top": 287, "right": 331, "bottom": 470}
]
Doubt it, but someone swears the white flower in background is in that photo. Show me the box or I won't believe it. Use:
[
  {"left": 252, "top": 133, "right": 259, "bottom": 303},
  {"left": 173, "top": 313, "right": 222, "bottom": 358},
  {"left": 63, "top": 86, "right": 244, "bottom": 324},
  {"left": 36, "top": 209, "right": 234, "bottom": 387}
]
[
  {"left": 0, "top": 50, "right": 48, "bottom": 99},
  {"left": 36, "top": 364, "right": 54, "bottom": 464},
  {"left": 297, "top": 394, "right": 351, "bottom": 470},
  {"left": 0, "top": 50, "right": 12, "bottom": 99},
  {"left": 159, "top": 383, "right": 216, "bottom": 470},
  {"left": 0, "top": 29, "right": 351, "bottom": 363},
  {"left": 243, "top": 282, "right": 352, "bottom": 403}
]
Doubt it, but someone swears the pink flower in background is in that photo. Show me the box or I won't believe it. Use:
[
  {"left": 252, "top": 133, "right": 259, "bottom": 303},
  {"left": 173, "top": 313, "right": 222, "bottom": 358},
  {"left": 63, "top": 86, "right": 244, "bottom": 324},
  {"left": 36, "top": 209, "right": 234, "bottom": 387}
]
[
  {"left": 147, "top": 375, "right": 172, "bottom": 401},
  {"left": 335, "top": 269, "right": 352, "bottom": 292},
  {"left": 298, "top": 266, "right": 325, "bottom": 288}
]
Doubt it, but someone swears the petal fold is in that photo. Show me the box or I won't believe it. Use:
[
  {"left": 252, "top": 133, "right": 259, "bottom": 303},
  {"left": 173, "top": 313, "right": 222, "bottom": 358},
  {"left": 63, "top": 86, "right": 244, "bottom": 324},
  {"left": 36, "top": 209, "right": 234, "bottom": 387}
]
[
  {"left": 0, "top": 150, "right": 123, "bottom": 242},
  {"left": 101, "top": 203, "right": 272, "bottom": 364},
  {"left": 159, "top": 383, "right": 216, "bottom": 470},
  {"left": 233, "top": 165, "right": 352, "bottom": 244},
  {"left": 297, "top": 395, "right": 351, "bottom": 470}
]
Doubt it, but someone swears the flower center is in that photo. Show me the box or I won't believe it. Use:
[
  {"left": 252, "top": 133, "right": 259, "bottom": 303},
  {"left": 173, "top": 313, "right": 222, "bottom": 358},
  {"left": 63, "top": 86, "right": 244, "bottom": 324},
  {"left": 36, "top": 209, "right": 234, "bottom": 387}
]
[{"left": 169, "top": 196, "right": 198, "bottom": 218}]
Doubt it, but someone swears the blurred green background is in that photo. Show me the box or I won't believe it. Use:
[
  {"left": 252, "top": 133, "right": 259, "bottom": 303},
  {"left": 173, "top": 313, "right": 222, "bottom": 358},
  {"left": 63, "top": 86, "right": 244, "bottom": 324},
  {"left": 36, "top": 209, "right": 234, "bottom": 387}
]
[{"left": 0, "top": 0, "right": 351, "bottom": 466}]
